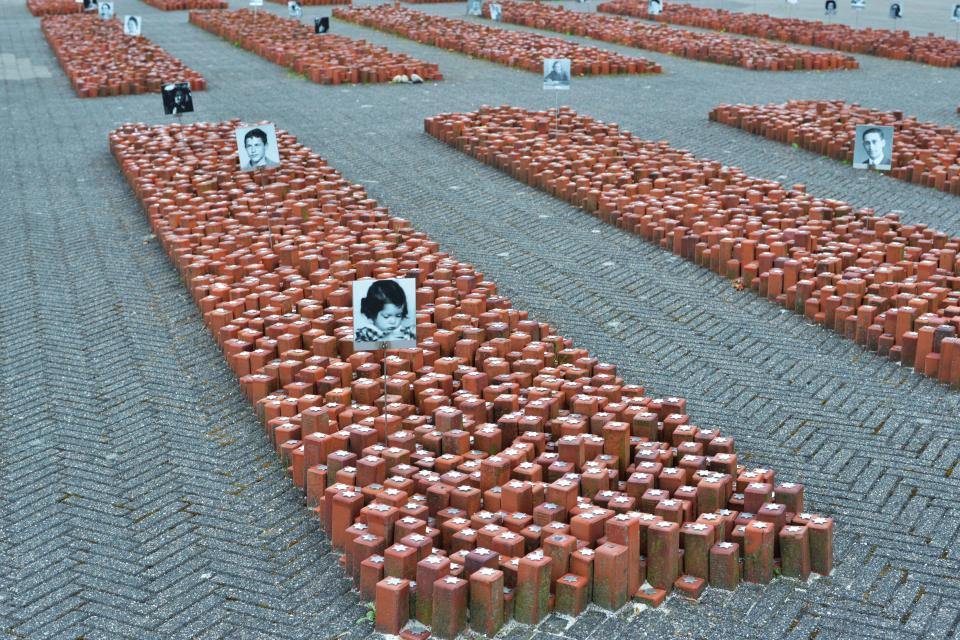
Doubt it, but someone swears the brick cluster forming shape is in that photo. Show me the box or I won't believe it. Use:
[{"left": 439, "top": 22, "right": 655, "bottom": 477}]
[
  {"left": 333, "top": 4, "right": 662, "bottom": 76},
  {"left": 25, "top": 0, "right": 81, "bottom": 17},
  {"left": 189, "top": 8, "right": 443, "bottom": 84},
  {"left": 108, "top": 118, "right": 834, "bottom": 636},
  {"left": 142, "top": 0, "right": 229, "bottom": 12},
  {"left": 40, "top": 13, "right": 206, "bottom": 97},
  {"left": 426, "top": 105, "right": 960, "bottom": 390},
  {"left": 597, "top": 0, "right": 960, "bottom": 67},
  {"left": 488, "top": 0, "right": 859, "bottom": 71},
  {"left": 266, "top": 0, "right": 348, "bottom": 6},
  {"left": 709, "top": 100, "right": 960, "bottom": 197}
]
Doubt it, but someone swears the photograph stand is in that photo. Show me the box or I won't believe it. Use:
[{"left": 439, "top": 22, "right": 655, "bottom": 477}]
[
  {"left": 379, "top": 340, "right": 389, "bottom": 419},
  {"left": 552, "top": 91, "right": 560, "bottom": 139},
  {"left": 172, "top": 111, "right": 185, "bottom": 146}
]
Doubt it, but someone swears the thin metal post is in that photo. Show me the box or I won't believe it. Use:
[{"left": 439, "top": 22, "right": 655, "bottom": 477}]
[{"left": 380, "top": 341, "right": 389, "bottom": 418}]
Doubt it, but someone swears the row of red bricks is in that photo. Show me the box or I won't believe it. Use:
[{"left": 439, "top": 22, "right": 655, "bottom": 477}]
[
  {"left": 425, "top": 106, "right": 960, "bottom": 389},
  {"left": 108, "top": 119, "right": 834, "bottom": 636},
  {"left": 333, "top": 5, "right": 661, "bottom": 77},
  {"left": 490, "top": 1, "right": 858, "bottom": 72},
  {"left": 189, "top": 9, "right": 443, "bottom": 84},
  {"left": 26, "top": 0, "right": 81, "bottom": 17},
  {"left": 143, "top": 0, "right": 228, "bottom": 11},
  {"left": 41, "top": 14, "right": 206, "bottom": 97},
  {"left": 598, "top": 0, "right": 960, "bottom": 68},
  {"left": 267, "top": 0, "right": 347, "bottom": 5},
  {"left": 710, "top": 100, "right": 960, "bottom": 197}
]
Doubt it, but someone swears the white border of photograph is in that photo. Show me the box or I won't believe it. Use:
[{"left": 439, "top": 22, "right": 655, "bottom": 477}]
[
  {"left": 122, "top": 15, "right": 141, "bottom": 36},
  {"left": 352, "top": 278, "right": 418, "bottom": 351},
  {"left": 235, "top": 123, "right": 281, "bottom": 171},
  {"left": 852, "top": 124, "right": 894, "bottom": 171},
  {"left": 543, "top": 58, "right": 571, "bottom": 90}
]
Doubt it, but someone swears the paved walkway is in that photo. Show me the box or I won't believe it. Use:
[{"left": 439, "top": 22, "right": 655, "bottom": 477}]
[{"left": 1, "top": 0, "right": 958, "bottom": 638}]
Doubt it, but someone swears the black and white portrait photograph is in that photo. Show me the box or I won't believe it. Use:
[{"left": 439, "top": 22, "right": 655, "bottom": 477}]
[
  {"left": 888, "top": 2, "right": 902, "bottom": 17},
  {"left": 288, "top": 0, "right": 301, "bottom": 18},
  {"left": 543, "top": 58, "right": 571, "bottom": 90},
  {"left": 952, "top": 3, "right": 960, "bottom": 20},
  {"left": 249, "top": 0, "right": 263, "bottom": 7},
  {"left": 98, "top": 0, "right": 113, "bottom": 18},
  {"left": 824, "top": 0, "right": 837, "bottom": 13},
  {"left": 850, "top": 0, "right": 865, "bottom": 8},
  {"left": 82, "top": 0, "right": 97, "bottom": 11},
  {"left": 648, "top": 0, "right": 663, "bottom": 15},
  {"left": 352, "top": 278, "right": 418, "bottom": 351},
  {"left": 489, "top": 2, "right": 502, "bottom": 21},
  {"left": 314, "top": 16, "right": 330, "bottom": 33},
  {"left": 467, "top": 0, "right": 482, "bottom": 16},
  {"left": 852, "top": 125, "right": 894, "bottom": 170},
  {"left": 123, "top": 15, "right": 141, "bottom": 36},
  {"left": 235, "top": 124, "right": 281, "bottom": 171},
  {"left": 162, "top": 82, "right": 194, "bottom": 115}
]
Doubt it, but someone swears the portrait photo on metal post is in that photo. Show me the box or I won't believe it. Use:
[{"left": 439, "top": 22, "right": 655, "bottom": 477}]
[
  {"left": 288, "top": 0, "right": 302, "bottom": 18},
  {"left": 352, "top": 278, "right": 418, "bottom": 351},
  {"left": 98, "top": 0, "right": 113, "bottom": 18},
  {"left": 162, "top": 82, "right": 194, "bottom": 115},
  {"left": 82, "top": 0, "right": 97, "bottom": 11},
  {"left": 824, "top": 0, "right": 837, "bottom": 13},
  {"left": 648, "top": 0, "right": 663, "bottom": 15},
  {"left": 888, "top": 2, "right": 902, "bottom": 18},
  {"left": 123, "top": 14, "right": 141, "bottom": 35},
  {"left": 314, "top": 16, "right": 330, "bottom": 33},
  {"left": 489, "top": 2, "right": 502, "bottom": 21},
  {"left": 543, "top": 58, "right": 571, "bottom": 90},
  {"left": 467, "top": 0, "right": 482, "bottom": 16},
  {"left": 235, "top": 123, "right": 281, "bottom": 171},
  {"left": 850, "top": 0, "right": 865, "bottom": 8},
  {"left": 952, "top": 3, "right": 960, "bottom": 20},
  {"left": 852, "top": 124, "right": 894, "bottom": 171}
]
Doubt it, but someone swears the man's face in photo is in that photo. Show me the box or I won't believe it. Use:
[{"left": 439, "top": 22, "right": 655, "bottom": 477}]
[
  {"left": 246, "top": 136, "right": 266, "bottom": 165},
  {"left": 173, "top": 90, "right": 184, "bottom": 105},
  {"left": 863, "top": 131, "right": 885, "bottom": 162},
  {"left": 552, "top": 61, "right": 561, "bottom": 73}
]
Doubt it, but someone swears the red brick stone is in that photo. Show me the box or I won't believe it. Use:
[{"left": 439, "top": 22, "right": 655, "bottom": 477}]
[
  {"left": 375, "top": 577, "right": 410, "bottom": 635},
  {"left": 469, "top": 567, "right": 505, "bottom": 636}
]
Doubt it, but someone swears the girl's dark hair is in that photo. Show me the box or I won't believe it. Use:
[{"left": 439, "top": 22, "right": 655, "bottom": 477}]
[{"left": 360, "top": 280, "right": 409, "bottom": 320}]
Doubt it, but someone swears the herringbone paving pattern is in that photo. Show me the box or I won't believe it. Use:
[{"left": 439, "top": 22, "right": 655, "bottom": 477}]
[{"left": 1, "top": 0, "right": 959, "bottom": 637}]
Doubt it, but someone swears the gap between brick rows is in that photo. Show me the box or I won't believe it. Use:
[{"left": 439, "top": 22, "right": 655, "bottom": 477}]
[
  {"left": 424, "top": 105, "right": 960, "bottom": 391},
  {"left": 108, "top": 119, "right": 834, "bottom": 636},
  {"left": 710, "top": 100, "right": 960, "bottom": 198},
  {"left": 189, "top": 8, "right": 443, "bottom": 84},
  {"left": 333, "top": 4, "right": 662, "bottom": 76},
  {"left": 597, "top": 0, "right": 960, "bottom": 68},
  {"left": 486, "top": 0, "right": 859, "bottom": 71},
  {"left": 40, "top": 13, "right": 206, "bottom": 97}
]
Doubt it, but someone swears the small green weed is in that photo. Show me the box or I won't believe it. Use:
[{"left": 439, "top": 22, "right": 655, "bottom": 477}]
[{"left": 357, "top": 603, "right": 375, "bottom": 624}]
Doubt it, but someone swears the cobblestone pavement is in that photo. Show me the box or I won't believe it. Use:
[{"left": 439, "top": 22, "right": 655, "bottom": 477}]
[{"left": 1, "top": 0, "right": 959, "bottom": 638}]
